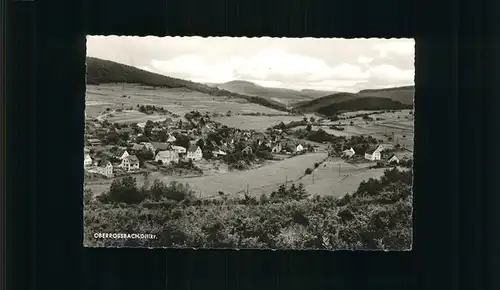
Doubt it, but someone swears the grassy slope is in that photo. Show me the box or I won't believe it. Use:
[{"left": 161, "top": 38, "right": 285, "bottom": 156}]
[
  {"left": 216, "top": 80, "right": 334, "bottom": 104},
  {"left": 316, "top": 97, "right": 412, "bottom": 115},
  {"left": 292, "top": 86, "right": 415, "bottom": 115},
  {"left": 86, "top": 57, "right": 289, "bottom": 112},
  {"left": 357, "top": 86, "right": 415, "bottom": 105}
]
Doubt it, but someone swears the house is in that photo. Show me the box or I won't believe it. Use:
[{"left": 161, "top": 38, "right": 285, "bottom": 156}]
[
  {"left": 116, "top": 149, "right": 130, "bottom": 160},
  {"left": 87, "top": 138, "right": 102, "bottom": 146},
  {"left": 155, "top": 150, "right": 179, "bottom": 164},
  {"left": 284, "top": 141, "right": 303, "bottom": 154},
  {"left": 121, "top": 155, "right": 140, "bottom": 171},
  {"left": 364, "top": 148, "right": 382, "bottom": 161},
  {"left": 117, "top": 128, "right": 133, "bottom": 135},
  {"left": 84, "top": 154, "right": 93, "bottom": 167},
  {"left": 96, "top": 160, "right": 114, "bottom": 178},
  {"left": 342, "top": 147, "right": 356, "bottom": 158},
  {"left": 140, "top": 142, "right": 155, "bottom": 152},
  {"left": 242, "top": 146, "right": 253, "bottom": 154},
  {"left": 171, "top": 145, "right": 187, "bottom": 154},
  {"left": 150, "top": 142, "right": 170, "bottom": 152},
  {"left": 376, "top": 144, "right": 394, "bottom": 153},
  {"left": 212, "top": 149, "right": 227, "bottom": 157},
  {"left": 186, "top": 145, "right": 203, "bottom": 161},
  {"left": 166, "top": 134, "right": 176, "bottom": 143},
  {"left": 388, "top": 152, "right": 413, "bottom": 164},
  {"left": 130, "top": 143, "right": 146, "bottom": 152},
  {"left": 271, "top": 143, "right": 282, "bottom": 153}
]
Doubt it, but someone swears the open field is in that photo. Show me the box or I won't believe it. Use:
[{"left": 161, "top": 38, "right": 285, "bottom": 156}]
[
  {"left": 86, "top": 84, "right": 285, "bottom": 118},
  {"left": 98, "top": 110, "right": 170, "bottom": 124},
  {"left": 213, "top": 115, "right": 306, "bottom": 131},
  {"left": 315, "top": 110, "right": 415, "bottom": 150},
  {"left": 297, "top": 157, "right": 387, "bottom": 197},
  {"left": 85, "top": 152, "right": 328, "bottom": 197}
]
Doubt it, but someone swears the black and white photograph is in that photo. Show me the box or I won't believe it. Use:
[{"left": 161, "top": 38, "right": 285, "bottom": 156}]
[{"left": 84, "top": 36, "right": 414, "bottom": 250}]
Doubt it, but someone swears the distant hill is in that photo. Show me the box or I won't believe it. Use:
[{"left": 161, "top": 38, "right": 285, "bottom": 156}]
[
  {"left": 292, "top": 92, "right": 365, "bottom": 113},
  {"left": 292, "top": 86, "right": 414, "bottom": 115},
  {"left": 215, "top": 80, "right": 335, "bottom": 105},
  {"left": 357, "top": 86, "right": 414, "bottom": 105},
  {"left": 316, "top": 97, "right": 412, "bottom": 116},
  {"left": 86, "top": 57, "right": 289, "bottom": 112}
]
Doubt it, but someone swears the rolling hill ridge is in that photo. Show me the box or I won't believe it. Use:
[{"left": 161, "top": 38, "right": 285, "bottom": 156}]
[
  {"left": 86, "top": 57, "right": 289, "bottom": 112},
  {"left": 291, "top": 86, "right": 414, "bottom": 115},
  {"left": 215, "top": 80, "right": 336, "bottom": 105}
]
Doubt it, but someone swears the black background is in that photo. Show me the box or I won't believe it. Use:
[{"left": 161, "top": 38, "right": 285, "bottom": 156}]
[{"left": 5, "top": 0, "right": 498, "bottom": 288}]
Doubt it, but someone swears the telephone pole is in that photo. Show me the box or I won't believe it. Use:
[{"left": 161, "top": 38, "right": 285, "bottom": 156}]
[
  {"left": 338, "top": 163, "right": 341, "bottom": 177},
  {"left": 312, "top": 171, "right": 315, "bottom": 184},
  {"left": 246, "top": 183, "right": 249, "bottom": 195}
]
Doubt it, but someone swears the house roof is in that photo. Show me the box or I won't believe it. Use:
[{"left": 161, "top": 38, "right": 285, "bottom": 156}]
[
  {"left": 151, "top": 142, "right": 170, "bottom": 151},
  {"left": 365, "top": 148, "right": 377, "bottom": 154},
  {"left": 88, "top": 138, "right": 101, "bottom": 143},
  {"left": 97, "top": 160, "right": 111, "bottom": 167},
  {"left": 171, "top": 145, "right": 186, "bottom": 151},
  {"left": 393, "top": 152, "right": 413, "bottom": 159},
  {"left": 130, "top": 144, "right": 145, "bottom": 151},
  {"left": 126, "top": 155, "right": 139, "bottom": 163},
  {"left": 156, "top": 150, "right": 178, "bottom": 159},
  {"left": 115, "top": 148, "right": 128, "bottom": 156},
  {"left": 187, "top": 145, "right": 199, "bottom": 153}
]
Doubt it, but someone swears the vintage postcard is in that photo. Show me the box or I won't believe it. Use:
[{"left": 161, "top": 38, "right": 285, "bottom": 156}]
[{"left": 84, "top": 36, "right": 414, "bottom": 250}]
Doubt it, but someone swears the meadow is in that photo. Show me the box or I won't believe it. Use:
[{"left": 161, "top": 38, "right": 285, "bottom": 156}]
[
  {"left": 213, "top": 115, "right": 306, "bottom": 131},
  {"left": 298, "top": 158, "right": 387, "bottom": 197},
  {"left": 86, "top": 84, "right": 285, "bottom": 118},
  {"left": 85, "top": 152, "right": 328, "bottom": 197}
]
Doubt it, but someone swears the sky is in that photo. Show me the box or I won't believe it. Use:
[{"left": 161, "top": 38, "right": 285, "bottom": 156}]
[{"left": 86, "top": 36, "right": 414, "bottom": 93}]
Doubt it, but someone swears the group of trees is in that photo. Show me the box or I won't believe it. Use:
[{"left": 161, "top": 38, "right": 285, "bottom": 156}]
[
  {"left": 96, "top": 176, "right": 197, "bottom": 205},
  {"left": 84, "top": 167, "right": 413, "bottom": 250}
]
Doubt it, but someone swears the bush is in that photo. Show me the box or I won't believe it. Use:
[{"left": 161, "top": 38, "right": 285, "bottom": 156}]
[
  {"left": 85, "top": 167, "right": 413, "bottom": 250},
  {"left": 305, "top": 168, "right": 313, "bottom": 175}
]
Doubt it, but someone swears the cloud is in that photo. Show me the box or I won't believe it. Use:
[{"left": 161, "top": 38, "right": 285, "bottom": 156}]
[
  {"left": 367, "top": 64, "right": 414, "bottom": 83},
  {"left": 372, "top": 40, "right": 415, "bottom": 58},
  {"left": 150, "top": 49, "right": 371, "bottom": 86},
  {"left": 87, "top": 36, "right": 415, "bottom": 92},
  {"left": 357, "top": 56, "right": 374, "bottom": 65}
]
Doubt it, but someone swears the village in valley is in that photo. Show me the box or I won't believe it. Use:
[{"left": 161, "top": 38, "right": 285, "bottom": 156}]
[
  {"left": 84, "top": 96, "right": 414, "bottom": 199},
  {"left": 83, "top": 37, "right": 415, "bottom": 250}
]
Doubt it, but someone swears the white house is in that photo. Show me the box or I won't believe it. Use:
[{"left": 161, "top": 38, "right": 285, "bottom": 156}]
[
  {"left": 166, "top": 134, "right": 176, "bottom": 143},
  {"left": 388, "top": 155, "right": 400, "bottom": 164},
  {"left": 212, "top": 149, "right": 227, "bottom": 157},
  {"left": 117, "top": 149, "right": 130, "bottom": 160},
  {"left": 155, "top": 150, "right": 179, "bottom": 164},
  {"left": 171, "top": 145, "right": 186, "bottom": 154},
  {"left": 121, "top": 155, "right": 140, "bottom": 171},
  {"left": 271, "top": 143, "right": 282, "bottom": 153},
  {"left": 388, "top": 152, "right": 413, "bottom": 164},
  {"left": 296, "top": 144, "right": 304, "bottom": 152},
  {"left": 242, "top": 146, "right": 253, "bottom": 155},
  {"left": 342, "top": 147, "right": 356, "bottom": 158},
  {"left": 84, "top": 154, "right": 93, "bottom": 167},
  {"left": 186, "top": 145, "right": 203, "bottom": 161},
  {"left": 96, "top": 160, "right": 114, "bottom": 178},
  {"left": 364, "top": 148, "right": 382, "bottom": 161},
  {"left": 140, "top": 142, "right": 155, "bottom": 152},
  {"left": 376, "top": 144, "right": 394, "bottom": 153}
]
